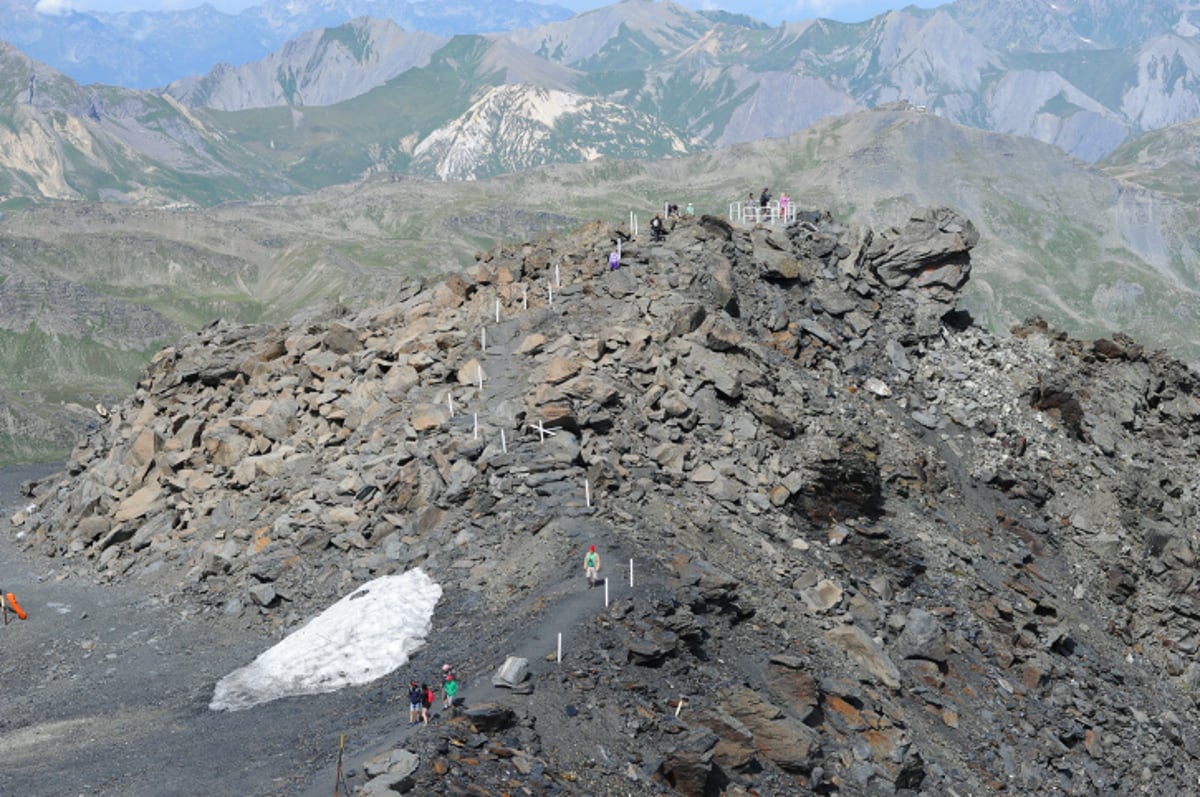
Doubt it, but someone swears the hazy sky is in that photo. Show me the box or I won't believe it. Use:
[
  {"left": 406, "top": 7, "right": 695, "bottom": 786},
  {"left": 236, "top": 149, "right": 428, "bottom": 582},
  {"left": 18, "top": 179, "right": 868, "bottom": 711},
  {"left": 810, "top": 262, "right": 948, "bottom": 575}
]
[{"left": 49, "top": 0, "right": 947, "bottom": 25}]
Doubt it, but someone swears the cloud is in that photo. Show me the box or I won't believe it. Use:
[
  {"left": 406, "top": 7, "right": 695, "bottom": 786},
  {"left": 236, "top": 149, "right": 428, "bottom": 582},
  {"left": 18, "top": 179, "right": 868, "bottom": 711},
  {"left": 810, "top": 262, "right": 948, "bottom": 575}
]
[{"left": 35, "top": 0, "right": 75, "bottom": 15}]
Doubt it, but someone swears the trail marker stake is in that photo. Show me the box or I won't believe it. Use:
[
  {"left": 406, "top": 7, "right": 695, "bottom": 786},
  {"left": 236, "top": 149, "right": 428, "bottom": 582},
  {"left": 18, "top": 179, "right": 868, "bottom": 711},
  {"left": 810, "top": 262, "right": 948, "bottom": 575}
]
[
  {"left": 495, "top": 298, "right": 500, "bottom": 324},
  {"left": 527, "top": 420, "right": 558, "bottom": 443},
  {"left": 585, "top": 479, "right": 591, "bottom": 508},
  {"left": 604, "top": 577, "right": 609, "bottom": 608},
  {"left": 447, "top": 391, "right": 454, "bottom": 418},
  {"left": 478, "top": 364, "right": 484, "bottom": 391},
  {"left": 481, "top": 326, "right": 486, "bottom": 352},
  {"left": 555, "top": 263, "right": 561, "bottom": 287},
  {"left": 523, "top": 286, "right": 528, "bottom": 311},
  {"left": 557, "top": 632, "right": 562, "bottom": 663},
  {"left": 501, "top": 429, "right": 507, "bottom": 453},
  {"left": 473, "top": 413, "right": 479, "bottom": 440},
  {"left": 630, "top": 558, "right": 634, "bottom": 588},
  {"left": 548, "top": 282, "right": 554, "bottom": 306}
]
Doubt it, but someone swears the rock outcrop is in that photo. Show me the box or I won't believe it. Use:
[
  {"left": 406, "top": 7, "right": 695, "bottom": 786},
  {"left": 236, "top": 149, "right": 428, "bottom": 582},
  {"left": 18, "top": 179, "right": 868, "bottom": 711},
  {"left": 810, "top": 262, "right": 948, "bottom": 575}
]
[{"left": 14, "top": 205, "right": 1200, "bottom": 795}]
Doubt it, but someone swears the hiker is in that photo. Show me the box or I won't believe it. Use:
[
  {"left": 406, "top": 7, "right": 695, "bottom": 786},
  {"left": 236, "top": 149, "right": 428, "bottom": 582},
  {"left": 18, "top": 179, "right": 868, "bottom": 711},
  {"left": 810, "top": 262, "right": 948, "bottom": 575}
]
[
  {"left": 685, "top": 202, "right": 695, "bottom": 216},
  {"left": 778, "top": 193, "right": 790, "bottom": 220},
  {"left": 407, "top": 680, "right": 423, "bottom": 725},
  {"left": 608, "top": 249, "right": 620, "bottom": 271},
  {"left": 584, "top": 544, "right": 601, "bottom": 588},
  {"left": 650, "top": 213, "right": 664, "bottom": 242},
  {"left": 443, "top": 673, "right": 459, "bottom": 711},
  {"left": 420, "top": 683, "right": 432, "bottom": 725},
  {"left": 1, "top": 590, "right": 27, "bottom": 625},
  {"left": 759, "top": 187, "right": 771, "bottom": 208}
]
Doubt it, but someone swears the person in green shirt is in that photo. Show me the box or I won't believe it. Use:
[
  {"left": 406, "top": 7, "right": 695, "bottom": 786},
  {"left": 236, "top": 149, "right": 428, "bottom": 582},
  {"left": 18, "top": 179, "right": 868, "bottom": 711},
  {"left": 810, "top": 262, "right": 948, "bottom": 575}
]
[
  {"left": 584, "top": 545, "right": 601, "bottom": 588},
  {"left": 443, "top": 674, "right": 459, "bottom": 711}
]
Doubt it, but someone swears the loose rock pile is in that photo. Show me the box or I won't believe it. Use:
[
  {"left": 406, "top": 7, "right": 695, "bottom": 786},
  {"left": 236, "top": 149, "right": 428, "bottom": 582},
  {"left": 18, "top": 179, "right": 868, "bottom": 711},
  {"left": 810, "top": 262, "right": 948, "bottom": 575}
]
[{"left": 14, "top": 205, "right": 1200, "bottom": 794}]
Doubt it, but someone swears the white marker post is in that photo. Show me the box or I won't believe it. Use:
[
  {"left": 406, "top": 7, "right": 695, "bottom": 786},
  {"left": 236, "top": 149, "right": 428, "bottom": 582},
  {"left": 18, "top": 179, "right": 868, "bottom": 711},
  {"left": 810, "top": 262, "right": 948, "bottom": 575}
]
[
  {"left": 548, "top": 282, "right": 554, "bottom": 306},
  {"left": 495, "top": 298, "right": 500, "bottom": 324},
  {"left": 501, "top": 428, "right": 507, "bottom": 453},
  {"left": 473, "top": 413, "right": 479, "bottom": 440},
  {"left": 555, "top": 263, "right": 561, "bottom": 287},
  {"left": 557, "top": 632, "right": 562, "bottom": 663},
  {"left": 604, "top": 578, "right": 609, "bottom": 608},
  {"left": 630, "top": 558, "right": 634, "bottom": 588},
  {"left": 478, "top": 363, "right": 484, "bottom": 391},
  {"left": 447, "top": 391, "right": 454, "bottom": 418},
  {"left": 585, "top": 479, "right": 591, "bottom": 508},
  {"left": 522, "top": 286, "right": 528, "bottom": 311},
  {"left": 481, "top": 326, "right": 486, "bottom": 352}
]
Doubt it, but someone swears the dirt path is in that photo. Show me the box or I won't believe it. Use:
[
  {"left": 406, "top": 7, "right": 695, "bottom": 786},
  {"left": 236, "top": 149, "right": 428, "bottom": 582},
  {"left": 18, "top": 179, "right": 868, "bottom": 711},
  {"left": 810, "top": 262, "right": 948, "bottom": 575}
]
[
  {"left": 290, "top": 513, "right": 660, "bottom": 796},
  {"left": 1, "top": 463, "right": 660, "bottom": 797}
]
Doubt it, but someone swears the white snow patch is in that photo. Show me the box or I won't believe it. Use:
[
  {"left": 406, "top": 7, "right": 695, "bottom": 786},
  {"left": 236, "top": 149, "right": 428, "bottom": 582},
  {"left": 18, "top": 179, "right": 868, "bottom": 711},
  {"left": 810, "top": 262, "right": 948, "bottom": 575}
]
[{"left": 210, "top": 570, "right": 442, "bottom": 712}]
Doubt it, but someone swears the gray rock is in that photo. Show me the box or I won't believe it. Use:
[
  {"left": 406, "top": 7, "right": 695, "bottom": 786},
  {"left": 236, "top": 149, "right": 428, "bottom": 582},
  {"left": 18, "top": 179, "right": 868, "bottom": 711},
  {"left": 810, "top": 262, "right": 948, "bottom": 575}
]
[{"left": 492, "top": 656, "right": 529, "bottom": 688}]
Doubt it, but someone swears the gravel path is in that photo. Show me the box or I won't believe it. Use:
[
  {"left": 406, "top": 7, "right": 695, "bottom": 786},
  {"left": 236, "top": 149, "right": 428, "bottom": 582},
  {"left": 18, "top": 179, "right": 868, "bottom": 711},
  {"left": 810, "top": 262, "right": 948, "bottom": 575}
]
[{"left": 0, "top": 465, "right": 645, "bottom": 796}]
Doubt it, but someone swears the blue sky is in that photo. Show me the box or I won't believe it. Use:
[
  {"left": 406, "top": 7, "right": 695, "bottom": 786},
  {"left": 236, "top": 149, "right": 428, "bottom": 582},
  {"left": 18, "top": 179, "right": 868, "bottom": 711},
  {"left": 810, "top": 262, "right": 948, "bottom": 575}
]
[{"left": 53, "top": 0, "right": 947, "bottom": 25}]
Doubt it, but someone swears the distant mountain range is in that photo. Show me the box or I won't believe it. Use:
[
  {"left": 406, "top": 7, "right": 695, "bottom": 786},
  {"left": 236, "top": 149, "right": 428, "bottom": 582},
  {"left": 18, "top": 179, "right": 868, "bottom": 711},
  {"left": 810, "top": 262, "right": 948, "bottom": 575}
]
[
  {"left": 0, "top": 0, "right": 572, "bottom": 88},
  {"left": 4, "top": 0, "right": 1200, "bottom": 174}
]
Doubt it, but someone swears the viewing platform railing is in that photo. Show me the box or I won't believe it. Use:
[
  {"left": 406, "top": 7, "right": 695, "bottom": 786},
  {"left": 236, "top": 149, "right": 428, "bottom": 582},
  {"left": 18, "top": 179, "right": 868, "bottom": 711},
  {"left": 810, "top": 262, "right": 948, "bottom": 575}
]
[{"left": 729, "top": 200, "right": 796, "bottom": 225}]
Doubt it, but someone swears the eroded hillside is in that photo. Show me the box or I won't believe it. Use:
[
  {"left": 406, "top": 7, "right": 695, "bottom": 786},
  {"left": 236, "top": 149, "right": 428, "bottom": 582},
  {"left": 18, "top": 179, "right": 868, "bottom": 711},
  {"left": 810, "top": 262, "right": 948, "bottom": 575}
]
[{"left": 11, "top": 208, "right": 1200, "bottom": 795}]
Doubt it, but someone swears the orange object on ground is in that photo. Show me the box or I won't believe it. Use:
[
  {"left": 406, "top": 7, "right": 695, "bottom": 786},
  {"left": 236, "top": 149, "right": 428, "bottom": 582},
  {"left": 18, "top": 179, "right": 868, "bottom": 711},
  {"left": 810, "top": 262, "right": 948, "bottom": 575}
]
[{"left": 5, "top": 592, "right": 26, "bottom": 620}]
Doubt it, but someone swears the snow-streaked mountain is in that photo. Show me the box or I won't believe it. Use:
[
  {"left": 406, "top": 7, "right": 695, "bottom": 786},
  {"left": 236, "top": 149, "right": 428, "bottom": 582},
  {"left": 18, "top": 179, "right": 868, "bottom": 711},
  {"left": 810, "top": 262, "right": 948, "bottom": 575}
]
[
  {"left": 165, "top": 18, "right": 444, "bottom": 111},
  {"left": 1122, "top": 34, "right": 1200, "bottom": 131},
  {"left": 410, "top": 83, "right": 688, "bottom": 180}
]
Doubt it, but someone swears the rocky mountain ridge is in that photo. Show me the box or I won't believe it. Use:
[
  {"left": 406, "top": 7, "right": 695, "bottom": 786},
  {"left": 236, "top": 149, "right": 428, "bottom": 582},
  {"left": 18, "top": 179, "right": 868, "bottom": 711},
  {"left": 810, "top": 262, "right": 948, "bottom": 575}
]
[
  {"left": 10, "top": 207, "right": 1200, "bottom": 795},
  {"left": 163, "top": 18, "right": 445, "bottom": 112}
]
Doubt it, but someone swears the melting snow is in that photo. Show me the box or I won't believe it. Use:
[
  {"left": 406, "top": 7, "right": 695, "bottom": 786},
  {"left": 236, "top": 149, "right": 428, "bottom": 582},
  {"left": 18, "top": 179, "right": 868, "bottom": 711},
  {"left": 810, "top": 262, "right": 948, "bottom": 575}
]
[{"left": 210, "top": 570, "right": 442, "bottom": 711}]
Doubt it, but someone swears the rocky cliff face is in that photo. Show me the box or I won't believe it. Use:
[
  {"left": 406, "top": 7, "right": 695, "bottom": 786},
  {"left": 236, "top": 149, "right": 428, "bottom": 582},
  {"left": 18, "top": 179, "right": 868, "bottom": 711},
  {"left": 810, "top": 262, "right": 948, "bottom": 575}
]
[{"left": 13, "top": 207, "right": 1200, "bottom": 794}]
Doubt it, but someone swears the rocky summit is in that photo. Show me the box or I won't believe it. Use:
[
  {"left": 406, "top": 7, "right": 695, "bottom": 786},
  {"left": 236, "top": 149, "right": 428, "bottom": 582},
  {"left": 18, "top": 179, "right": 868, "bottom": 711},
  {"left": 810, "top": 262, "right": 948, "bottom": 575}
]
[{"left": 11, "top": 205, "right": 1200, "bottom": 795}]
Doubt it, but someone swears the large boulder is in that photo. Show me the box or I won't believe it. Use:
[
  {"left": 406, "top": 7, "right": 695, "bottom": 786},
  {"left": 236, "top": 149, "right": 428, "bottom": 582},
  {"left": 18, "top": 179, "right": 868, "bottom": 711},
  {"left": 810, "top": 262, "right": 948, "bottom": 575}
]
[{"left": 867, "top": 206, "right": 977, "bottom": 301}]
